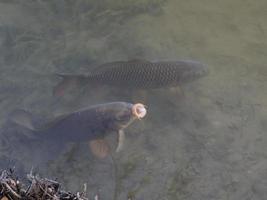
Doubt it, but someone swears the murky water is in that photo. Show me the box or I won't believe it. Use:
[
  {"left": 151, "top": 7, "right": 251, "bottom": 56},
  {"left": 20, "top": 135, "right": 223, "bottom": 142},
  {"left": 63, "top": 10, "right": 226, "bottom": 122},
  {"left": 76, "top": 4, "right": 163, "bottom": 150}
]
[{"left": 0, "top": 0, "right": 266, "bottom": 199}]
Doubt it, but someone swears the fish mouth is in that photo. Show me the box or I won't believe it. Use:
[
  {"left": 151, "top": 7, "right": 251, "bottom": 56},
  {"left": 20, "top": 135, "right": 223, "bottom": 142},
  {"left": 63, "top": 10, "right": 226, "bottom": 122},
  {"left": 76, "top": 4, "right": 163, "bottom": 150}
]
[{"left": 132, "top": 103, "right": 147, "bottom": 119}]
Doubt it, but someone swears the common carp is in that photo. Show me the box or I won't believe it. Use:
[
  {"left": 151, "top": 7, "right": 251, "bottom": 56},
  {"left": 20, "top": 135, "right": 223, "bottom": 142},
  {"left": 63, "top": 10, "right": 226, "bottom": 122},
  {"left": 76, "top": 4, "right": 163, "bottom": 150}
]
[
  {"left": 2, "top": 102, "right": 147, "bottom": 160},
  {"left": 53, "top": 60, "right": 208, "bottom": 96}
]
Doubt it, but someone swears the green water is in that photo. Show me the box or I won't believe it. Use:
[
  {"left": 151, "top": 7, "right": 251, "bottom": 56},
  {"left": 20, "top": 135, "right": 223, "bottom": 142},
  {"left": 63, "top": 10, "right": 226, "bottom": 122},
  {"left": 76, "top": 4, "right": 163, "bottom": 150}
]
[{"left": 0, "top": 0, "right": 266, "bottom": 199}]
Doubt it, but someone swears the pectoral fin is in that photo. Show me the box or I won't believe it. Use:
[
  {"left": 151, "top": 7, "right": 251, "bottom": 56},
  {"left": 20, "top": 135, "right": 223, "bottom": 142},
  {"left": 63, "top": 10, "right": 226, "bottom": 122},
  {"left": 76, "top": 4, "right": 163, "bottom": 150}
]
[
  {"left": 89, "top": 139, "right": 110, "bottom": 158},
  {"left": 116, "top": 130, "right": 125, "bottom": 152},
  {"left": 128, "top": 59, "right": 150, "bottom": 63}
]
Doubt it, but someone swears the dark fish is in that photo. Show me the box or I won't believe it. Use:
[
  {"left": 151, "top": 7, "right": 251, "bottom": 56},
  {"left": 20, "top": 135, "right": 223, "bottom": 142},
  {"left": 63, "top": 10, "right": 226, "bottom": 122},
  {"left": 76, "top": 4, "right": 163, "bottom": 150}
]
[
  {"left": 2, "top": 102, "right": 147, "bottom": 160},
  {"left": 53, "top": 60, "right": 208, "bottom": 96}
]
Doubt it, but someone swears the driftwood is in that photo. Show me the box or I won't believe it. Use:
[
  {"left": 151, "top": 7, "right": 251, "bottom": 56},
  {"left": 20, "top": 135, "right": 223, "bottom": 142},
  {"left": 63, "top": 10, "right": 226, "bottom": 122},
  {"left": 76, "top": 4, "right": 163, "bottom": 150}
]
[{"left": 0, "top": 169, "right": 88, "bottom": 200}]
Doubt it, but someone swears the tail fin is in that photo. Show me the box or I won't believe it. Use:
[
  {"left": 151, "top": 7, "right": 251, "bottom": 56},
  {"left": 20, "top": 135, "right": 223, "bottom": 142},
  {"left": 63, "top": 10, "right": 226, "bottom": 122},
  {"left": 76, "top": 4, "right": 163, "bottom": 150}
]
[
  {"left": 8, "top": 109, "right": 45, "bottom": 131},
  {"left": 53, "top": 73, "right": 87, "bottom": 97},
  {"left": 0, "top": 110, "right": 68, "bottom": 172},
  {"left": 8, "top": 109, "right": 37, "bottom": 131}
]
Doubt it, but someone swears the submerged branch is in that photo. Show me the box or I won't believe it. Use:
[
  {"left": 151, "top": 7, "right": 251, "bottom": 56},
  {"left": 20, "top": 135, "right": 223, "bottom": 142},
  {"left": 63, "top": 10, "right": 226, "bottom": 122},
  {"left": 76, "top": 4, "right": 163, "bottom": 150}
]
[{"left": 0, "top": 169, "right": 88, "bottom": 200}]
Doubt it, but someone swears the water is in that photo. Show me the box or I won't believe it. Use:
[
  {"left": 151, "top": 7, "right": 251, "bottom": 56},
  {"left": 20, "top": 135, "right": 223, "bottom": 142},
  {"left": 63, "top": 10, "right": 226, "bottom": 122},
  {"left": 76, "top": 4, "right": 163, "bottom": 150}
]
[{"left": 0, "top": 0, "right": 266, "bottom": 199}]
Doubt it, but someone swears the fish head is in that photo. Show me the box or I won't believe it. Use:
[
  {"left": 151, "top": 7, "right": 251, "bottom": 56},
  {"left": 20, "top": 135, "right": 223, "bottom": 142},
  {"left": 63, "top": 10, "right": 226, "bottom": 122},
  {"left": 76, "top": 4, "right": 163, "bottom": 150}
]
[
  {"left": 176, "top": 60, "right": 209, "bottom": 83},
  {"left": 98, "top": 102, "right": 147, "bottom": 130}
]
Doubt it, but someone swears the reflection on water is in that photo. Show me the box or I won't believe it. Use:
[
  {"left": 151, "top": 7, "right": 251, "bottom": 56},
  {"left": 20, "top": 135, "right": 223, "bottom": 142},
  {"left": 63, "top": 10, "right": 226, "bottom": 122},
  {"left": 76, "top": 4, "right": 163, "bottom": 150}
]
[{"left": 0, "top": 0, "right": 266, "bottom": 199}]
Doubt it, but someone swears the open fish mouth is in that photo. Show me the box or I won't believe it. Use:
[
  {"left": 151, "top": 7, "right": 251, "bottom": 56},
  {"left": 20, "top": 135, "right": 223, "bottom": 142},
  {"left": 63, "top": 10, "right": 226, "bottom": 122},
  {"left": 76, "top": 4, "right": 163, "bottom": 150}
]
[{"left": 132, "top": 103, "right": 147, "bottom": 119}]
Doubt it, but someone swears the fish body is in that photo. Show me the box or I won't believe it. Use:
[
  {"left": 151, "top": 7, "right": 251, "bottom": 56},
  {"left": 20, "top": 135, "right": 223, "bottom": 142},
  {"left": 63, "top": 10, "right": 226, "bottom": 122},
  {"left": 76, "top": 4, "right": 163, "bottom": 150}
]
[
  {"left": 54, "top": 60, "right": 208, "bottom": 96},
  {"left": 33, "top": 102, "right": 137, "bottom": 142},
  {"left": 2, "top": 102, "right": 147, "bottom": 160}
]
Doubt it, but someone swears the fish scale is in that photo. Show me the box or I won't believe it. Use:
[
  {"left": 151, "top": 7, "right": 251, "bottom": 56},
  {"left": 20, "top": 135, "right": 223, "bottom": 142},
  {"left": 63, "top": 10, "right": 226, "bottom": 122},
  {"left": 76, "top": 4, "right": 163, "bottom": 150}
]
[{"left": 89, "top": 61, "right": 207, "bottom": 89}]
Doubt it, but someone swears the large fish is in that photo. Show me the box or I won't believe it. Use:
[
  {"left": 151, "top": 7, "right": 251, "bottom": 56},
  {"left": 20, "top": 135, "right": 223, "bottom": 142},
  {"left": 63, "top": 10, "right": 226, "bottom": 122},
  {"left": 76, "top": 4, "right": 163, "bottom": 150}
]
[
  {"left": 1, "top": 102, "right": 147, "bottom": 160},
  {"left": 53, "top": 60, "right": 208, "bottom": 96}
]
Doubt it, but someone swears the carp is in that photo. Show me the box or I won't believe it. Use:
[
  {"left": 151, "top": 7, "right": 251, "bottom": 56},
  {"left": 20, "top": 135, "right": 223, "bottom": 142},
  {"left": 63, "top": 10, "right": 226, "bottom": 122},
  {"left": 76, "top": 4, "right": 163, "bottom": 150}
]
[
  {"left": 3, "top": 102, "right": 147, "bottom": 159},
  {"left": 53, "top": 60, "right": 208, "bottom": 96}
]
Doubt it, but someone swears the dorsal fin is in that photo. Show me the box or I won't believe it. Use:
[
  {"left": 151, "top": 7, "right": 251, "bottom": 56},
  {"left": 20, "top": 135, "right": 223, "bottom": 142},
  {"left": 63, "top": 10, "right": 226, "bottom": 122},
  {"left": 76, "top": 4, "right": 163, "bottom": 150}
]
[
  {"left": 127, "top": 59, "right": 150, "bottom": 63},
  {"left": 92, "top": 61, "right": 125, "bottom": 74},
  {"left": 93, "top": 59, "right": 151, "bottom": 74}
]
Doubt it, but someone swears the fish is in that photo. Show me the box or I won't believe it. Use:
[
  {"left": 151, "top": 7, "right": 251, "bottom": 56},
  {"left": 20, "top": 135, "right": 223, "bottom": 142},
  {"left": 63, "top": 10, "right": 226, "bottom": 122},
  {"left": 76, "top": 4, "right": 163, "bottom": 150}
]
[
  {"left": 53, "top": 59, "right": 208, "bottom": 96},
  {"left": 1, "top": 102, "right": 147, "bottom": 160}
]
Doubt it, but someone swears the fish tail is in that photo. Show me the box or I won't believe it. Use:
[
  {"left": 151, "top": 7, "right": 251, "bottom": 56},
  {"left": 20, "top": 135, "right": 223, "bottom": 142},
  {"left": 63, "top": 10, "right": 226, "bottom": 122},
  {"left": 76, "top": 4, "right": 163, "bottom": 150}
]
[
  {"left": 0, "top": 111, "right": 66, "bottom": 172},
  {"left": 7, "top": 109, "right": 39, "bottom": 131},
  {"left": 0, "top": 115, "right": 36, "bottom": 174},
  {"left": 53, "top": 74, "right": 88, "bottom": 97}
]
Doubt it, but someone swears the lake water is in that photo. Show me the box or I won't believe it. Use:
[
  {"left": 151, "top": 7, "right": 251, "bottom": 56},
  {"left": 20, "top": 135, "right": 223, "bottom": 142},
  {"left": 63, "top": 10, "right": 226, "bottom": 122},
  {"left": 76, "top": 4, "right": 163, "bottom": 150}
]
[{"left": 0, "top": 0, "right": 266, "bottom": 199}]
